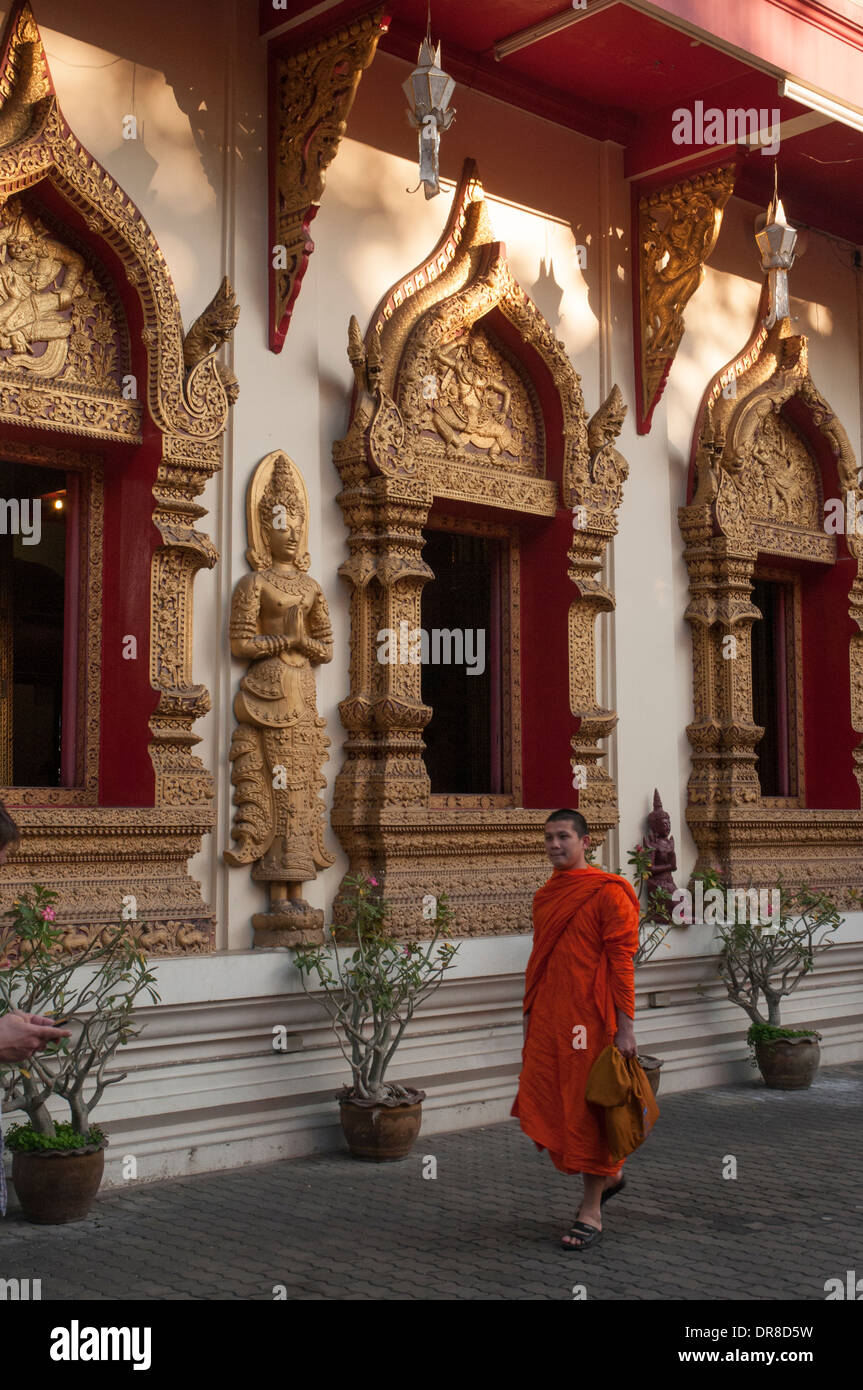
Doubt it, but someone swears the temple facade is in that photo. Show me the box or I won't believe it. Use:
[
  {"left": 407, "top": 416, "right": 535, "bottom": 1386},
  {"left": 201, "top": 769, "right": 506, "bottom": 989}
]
[{"left": 1, "top": 0, "right": 862, "bottom": 1183}]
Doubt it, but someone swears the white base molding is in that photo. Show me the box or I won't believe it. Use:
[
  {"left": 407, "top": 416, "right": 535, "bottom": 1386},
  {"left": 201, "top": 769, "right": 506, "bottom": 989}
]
[{"left": 3, "top": 936, "right": 863, "bottom": 1201}]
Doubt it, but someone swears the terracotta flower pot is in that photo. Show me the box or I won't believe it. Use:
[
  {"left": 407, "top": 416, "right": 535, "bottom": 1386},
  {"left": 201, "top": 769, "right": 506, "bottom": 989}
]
[
  {"left": 339, "top": 1092, "right": 424, "bottom": 1162},
  {"left": 637, "top": 1054, "right": 663, "bottom": 1097},
  {"left": 755, "top": 1035, "right": 820, "bottom": 1089},
  {"left": 12, "top": 1145, "right": 105, "bottom": 1224}
]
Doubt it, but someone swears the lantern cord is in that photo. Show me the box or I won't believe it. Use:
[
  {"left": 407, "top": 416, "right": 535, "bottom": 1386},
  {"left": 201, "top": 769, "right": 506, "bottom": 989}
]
[{"left": 426, "top": 0, "right": 432, "bottom": 43}]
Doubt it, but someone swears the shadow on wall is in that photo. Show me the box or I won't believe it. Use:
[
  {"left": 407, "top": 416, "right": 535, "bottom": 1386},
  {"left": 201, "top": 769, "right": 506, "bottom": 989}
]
[{"left": 39, "top": 0, "right": 263, "bottom": 204}]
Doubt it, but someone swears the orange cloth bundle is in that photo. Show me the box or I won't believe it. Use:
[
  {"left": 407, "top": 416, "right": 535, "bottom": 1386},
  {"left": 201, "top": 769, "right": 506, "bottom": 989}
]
[{"left": 585, "top": 1044, "right": 660, "bottom": 1162}]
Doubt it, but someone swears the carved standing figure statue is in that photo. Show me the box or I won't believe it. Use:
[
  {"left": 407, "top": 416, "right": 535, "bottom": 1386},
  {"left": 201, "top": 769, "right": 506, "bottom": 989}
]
[
  {"left": 224, "top": 451, "right": 334, "bottom": 945},
  {"left": 643, "top": 788, "right": 678, "bottom": 922}
]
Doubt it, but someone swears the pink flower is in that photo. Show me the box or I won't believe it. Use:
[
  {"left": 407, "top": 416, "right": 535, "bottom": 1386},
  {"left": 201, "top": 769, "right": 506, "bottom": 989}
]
[
  {"left": 41, "top": 908, "right": 56, "bottom": 922},
  {"left": 367, "top": 876, "right": 378, "bottom": 886}
]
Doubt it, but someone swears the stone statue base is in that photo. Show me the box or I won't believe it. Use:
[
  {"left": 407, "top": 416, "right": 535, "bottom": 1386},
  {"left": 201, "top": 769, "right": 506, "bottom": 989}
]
[{"left": 252, "top": 901, "right": 324, "bottom": 948}]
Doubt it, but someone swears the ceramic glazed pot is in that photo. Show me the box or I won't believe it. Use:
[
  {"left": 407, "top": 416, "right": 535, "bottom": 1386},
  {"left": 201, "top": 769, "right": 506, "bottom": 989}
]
[
  {"left": 339, "top": 1096, "right": 424, "bottom": 1161},
  {"left": 12, "top": 1145, "right": 105, "bottom": 1224},
  {"left": 637, "top": 1054, "right": 663, "bottom": 1097},
  {"left": 755, "top": 1035, "right": 820, "bottom": 1089}
]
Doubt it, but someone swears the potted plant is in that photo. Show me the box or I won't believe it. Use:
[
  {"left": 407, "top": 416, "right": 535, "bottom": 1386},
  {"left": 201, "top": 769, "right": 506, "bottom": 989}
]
[
  {"left": 292, "top": 873, "right": 460, "bottom": 1161},
  {"left": 714, "top": 878, "right": 843, "bottom": 1089},
  {"left": 0, "top": 884, "right": 159, "bottom": 1223}
]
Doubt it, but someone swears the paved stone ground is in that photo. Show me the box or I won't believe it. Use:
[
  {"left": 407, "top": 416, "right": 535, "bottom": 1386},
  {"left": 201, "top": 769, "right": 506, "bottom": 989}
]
[{"left": 2, "top": 1061, "right": 861, "bottom": 1301}]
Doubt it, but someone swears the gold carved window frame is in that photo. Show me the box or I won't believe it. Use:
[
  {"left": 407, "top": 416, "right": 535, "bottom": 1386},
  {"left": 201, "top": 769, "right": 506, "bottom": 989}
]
[
  {"left": 331, "top": 160, "right": 630, "bottom": 936},
  {"left": 426, "top": 514, "right": 522, "bottom": 810},
  {"left": 0, "top": 437, "right": 102, "bottom": 806},
  {"left": 679, "top": 306, "right": 863, "bottom": 901},
  {"left": 0, "top": 5, "right": 239, "bottom": 955},
  {"left": 753, "top": 564, "right": 805, "bottom": 811}
]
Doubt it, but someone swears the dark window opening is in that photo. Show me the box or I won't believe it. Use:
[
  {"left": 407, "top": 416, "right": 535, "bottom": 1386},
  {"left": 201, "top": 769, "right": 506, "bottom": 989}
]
[
  {"left": 751, "top": 576, "right": 796, "bottom": 799},
  {"left": 421, "top": 530, "right": 505, "bottom": 795},
  {"left": 0, "top": 461, "right": 71, "bottom": 787}
]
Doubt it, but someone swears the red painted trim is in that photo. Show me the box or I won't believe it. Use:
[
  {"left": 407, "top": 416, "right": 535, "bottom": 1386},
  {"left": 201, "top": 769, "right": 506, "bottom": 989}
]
[
  {"left": 18, "top": 181, "right": 164, "bottom": 808},
  {"left": 781, "top": 393, "right": 859, "bottom": 809},
  {"left": 520, "top": 508, "right": 575, "bottom": 808},
  {"left": 261, "top": 0, "right": 400, "bottom": 44},
  {"left": 60, "top": 471, "right": 80, "bottom": 788}
]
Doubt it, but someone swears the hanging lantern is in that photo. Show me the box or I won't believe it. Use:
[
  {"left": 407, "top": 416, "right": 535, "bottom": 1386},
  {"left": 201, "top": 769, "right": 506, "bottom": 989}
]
[
  {"left": 403, "top": 35, "right": 455, "bottom": 199},
  {"left": 755, "top": 191, "right": 797, "bottom": 328}
]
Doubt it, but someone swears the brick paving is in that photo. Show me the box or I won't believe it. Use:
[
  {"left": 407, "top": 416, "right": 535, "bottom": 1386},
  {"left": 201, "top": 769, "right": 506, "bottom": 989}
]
[{"left": 2, "top": 1061, "right": 861, "bottom": 1301}]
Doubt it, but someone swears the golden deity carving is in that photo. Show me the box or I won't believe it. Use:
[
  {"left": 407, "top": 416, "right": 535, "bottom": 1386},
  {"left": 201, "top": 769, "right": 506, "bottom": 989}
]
[
  {"left": 398, "top": 322, "right": 540, "bottom": 474},
  {"left": 430, "top": 334, "right": 516, "bottom": 457},
  {"left": 732, "top": 409, "right": 819, "bottom": 527},
  {"left": 0, "top": 199, "right": 84, "bottom": 374},
  {"left": 225, "top": 451, "right": 334, "bottom": 946}
]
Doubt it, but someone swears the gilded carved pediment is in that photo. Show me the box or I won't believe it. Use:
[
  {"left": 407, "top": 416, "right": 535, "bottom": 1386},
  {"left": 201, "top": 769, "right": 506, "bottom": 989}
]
[
  {"left": 336, "top": 159, "right": 589, "bottom": 518},
  {"left": 397, "top": 323, "right": 544, "bottom": 477},
  {"left": 684, "top": 311, "right": 857, "bottom": 564},
  {"left": 0, "top": 196, "right": 140, "bottom": 439}
]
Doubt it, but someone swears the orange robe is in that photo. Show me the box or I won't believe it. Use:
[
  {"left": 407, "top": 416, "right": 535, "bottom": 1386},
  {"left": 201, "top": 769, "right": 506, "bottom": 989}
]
[{"left": 511, "top": 865, "right": 639, "bottom": 1176}]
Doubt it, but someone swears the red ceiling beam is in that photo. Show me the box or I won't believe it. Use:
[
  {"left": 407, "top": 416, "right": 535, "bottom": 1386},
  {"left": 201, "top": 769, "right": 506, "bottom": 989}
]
[
  {"left": 637, "top": 0, "right": 863, "bottom": 111},
  {"left": 380, "top": 23, "right": 637, "bottom": 145}
]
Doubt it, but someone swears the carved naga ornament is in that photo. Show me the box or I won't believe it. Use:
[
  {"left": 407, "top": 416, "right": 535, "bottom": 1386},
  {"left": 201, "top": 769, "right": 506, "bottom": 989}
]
[
  {"left": 636, "top": 165, "right": 735, "bottom": 433},
  {"left": 332, "top": 159, "right": 631, "bottom": 936},
  {"left": 225, "top": 451, "right": 334, "bottom": 946},
  {"left": 269, "top": 7, "right": 389, "bottom": 351}
]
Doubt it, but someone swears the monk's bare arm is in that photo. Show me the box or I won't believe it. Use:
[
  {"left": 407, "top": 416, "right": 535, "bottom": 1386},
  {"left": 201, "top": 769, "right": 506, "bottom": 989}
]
[
  {"left": 602, "top": 884, "right": 639, "bottom": 1057},
  {"left": 614, "top": 1007, "right": 637, "bottom": 1058},
  {"left": 523, "top": 1009, "right": 530, "bottom": 1044}
]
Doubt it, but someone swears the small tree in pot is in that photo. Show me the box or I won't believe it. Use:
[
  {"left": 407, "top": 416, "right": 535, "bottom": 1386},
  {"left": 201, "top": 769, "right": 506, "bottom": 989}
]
[
  {"left": 292, "top": 873, "right": 460, "bottom": 1161},
  {"left": 0, "top": 884, "right": 160, "bottom": 1222},
  {"left": 714, "top": 878, "right": 844, "bottom": 1089}
]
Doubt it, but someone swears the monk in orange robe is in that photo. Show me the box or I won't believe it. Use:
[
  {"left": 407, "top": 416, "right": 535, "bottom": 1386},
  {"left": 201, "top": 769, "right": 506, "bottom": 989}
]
[{"left": 511, "top": 808, "right": 640, "bottom": 1251}]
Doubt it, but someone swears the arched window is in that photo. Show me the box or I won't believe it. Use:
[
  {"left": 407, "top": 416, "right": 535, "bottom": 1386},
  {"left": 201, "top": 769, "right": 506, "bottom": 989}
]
[
  {"left": 332, "top": 162, "right": 630, "bottom": 935},
  {"left": 680, "top": 302, "right": 863, "bottom": 898}
]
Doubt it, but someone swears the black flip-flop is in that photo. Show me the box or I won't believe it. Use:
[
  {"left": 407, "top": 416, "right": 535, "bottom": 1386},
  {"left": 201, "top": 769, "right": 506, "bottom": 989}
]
[
  {"left": 561, "top": 1220, "right": 602, "bottom": 1251},
  {"left": 600, "top": 1176, "right": 627, "bottom": 1206}
]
